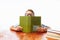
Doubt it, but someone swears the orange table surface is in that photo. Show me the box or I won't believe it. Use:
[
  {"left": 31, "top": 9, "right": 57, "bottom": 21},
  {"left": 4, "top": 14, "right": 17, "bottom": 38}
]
[{"left": 0, "top": 30, "right": 60, "bottom": 40}]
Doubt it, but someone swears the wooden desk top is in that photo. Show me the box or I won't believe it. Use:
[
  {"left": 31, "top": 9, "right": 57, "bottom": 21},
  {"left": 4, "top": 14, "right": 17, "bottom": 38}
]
[{"left": 0, "top": 30, "right": 60, "bottom": 40}]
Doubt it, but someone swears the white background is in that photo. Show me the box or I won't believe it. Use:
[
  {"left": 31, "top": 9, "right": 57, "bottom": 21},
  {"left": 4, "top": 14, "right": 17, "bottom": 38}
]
[{"left": 0, "top": 0, "right": 60, "bottom": 31}]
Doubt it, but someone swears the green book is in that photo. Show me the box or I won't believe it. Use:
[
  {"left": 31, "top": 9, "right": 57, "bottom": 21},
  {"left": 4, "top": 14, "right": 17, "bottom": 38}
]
[{"left": 19, "top": 16, "right": 41, "bottom": 33}]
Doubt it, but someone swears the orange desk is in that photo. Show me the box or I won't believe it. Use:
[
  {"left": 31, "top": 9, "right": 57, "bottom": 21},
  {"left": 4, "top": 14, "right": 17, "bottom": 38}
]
[{"left": 0, "top": 30, "right": 60, "bottom": 40}]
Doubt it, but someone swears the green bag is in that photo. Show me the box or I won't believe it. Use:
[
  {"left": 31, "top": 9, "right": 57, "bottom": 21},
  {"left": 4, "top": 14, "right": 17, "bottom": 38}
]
[{"left": 19, "top": 16, "right": 41, "bottom": 33}]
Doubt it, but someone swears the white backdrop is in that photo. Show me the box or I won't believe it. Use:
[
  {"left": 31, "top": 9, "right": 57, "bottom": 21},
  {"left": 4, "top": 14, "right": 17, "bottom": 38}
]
[{"left": 0, "top": 0, "right": 60, "bottom": 31}]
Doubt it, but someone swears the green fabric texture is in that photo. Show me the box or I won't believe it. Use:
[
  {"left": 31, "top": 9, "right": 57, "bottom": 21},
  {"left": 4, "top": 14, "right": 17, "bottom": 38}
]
[{"left": 19, "top": 16, "right": 41, "bottom": 33}]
